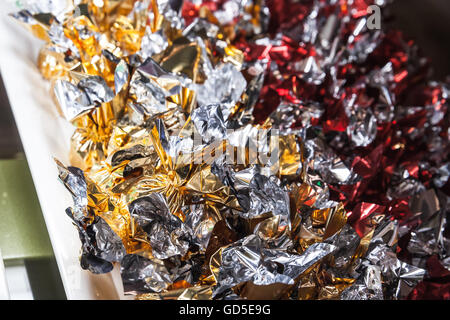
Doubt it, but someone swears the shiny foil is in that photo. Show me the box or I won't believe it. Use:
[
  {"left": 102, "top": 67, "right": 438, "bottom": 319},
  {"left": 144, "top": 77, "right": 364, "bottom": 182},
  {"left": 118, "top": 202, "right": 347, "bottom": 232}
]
[{"left": 12, "top": 0, "right": 450, "bottom": 300}]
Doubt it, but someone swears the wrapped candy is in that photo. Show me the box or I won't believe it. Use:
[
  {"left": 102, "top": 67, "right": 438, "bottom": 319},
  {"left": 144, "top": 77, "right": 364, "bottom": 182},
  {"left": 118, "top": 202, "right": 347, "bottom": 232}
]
[{"left": 12, "top": 0, "right": 450, "bottom": 300}]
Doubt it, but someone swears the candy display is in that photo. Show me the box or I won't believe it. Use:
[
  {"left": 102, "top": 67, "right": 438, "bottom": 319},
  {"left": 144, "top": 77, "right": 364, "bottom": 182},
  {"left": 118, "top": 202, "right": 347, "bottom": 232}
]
[{"left": 11, "top": 0, "right": 450, "bottom": 300}]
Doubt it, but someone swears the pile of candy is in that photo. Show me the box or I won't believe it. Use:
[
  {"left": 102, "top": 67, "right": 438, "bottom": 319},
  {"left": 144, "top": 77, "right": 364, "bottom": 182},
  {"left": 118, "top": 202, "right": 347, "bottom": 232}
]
[{"left": 12, "top": 0, "right": 449, "bottom": 299}]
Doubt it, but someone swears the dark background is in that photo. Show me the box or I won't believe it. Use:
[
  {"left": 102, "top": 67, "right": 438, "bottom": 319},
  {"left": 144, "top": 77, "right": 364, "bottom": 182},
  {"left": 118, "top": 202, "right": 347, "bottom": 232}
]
[{"left": 387, "top": 0, "right": 450, "bottom": 81}]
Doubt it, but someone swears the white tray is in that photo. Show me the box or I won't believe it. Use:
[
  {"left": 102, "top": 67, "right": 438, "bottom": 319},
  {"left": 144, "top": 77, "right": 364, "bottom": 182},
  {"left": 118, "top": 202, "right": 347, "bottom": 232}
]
[{"left": 0, "top": 2, "right": 128, "bottom": 300}]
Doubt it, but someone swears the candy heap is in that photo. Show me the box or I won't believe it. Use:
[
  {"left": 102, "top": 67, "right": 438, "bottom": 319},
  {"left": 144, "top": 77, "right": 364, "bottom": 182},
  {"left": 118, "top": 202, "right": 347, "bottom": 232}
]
[{"left": 12, "top": 0, "right": 450, "bottom": 300}]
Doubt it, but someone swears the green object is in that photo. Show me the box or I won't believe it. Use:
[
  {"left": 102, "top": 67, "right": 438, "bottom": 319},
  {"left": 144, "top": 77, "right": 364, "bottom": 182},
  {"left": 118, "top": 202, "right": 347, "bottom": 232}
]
[{"left": 0, "top": 158, "right": 53, "bottom": 260}]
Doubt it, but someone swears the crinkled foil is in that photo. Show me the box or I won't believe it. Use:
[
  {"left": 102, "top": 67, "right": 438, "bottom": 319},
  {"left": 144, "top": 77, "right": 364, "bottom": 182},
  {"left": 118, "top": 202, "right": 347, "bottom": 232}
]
[{"left": 14, "top": 0, "right": 450, "bottom": 300}]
